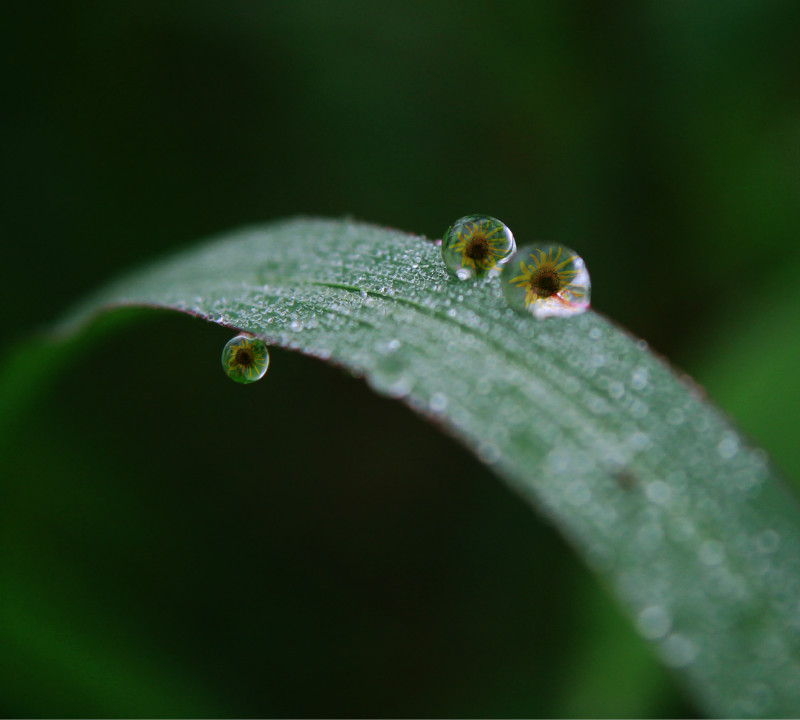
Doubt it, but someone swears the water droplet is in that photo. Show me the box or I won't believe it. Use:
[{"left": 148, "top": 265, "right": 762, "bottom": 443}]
[
  {"left": 630, "top": 366, "right": 649, "bottom": 391},
  {"left": 221, "top": 334, "right": 270, "bottom": 384},
  {"left": 637, "top": 605, "right": 672, "bottom": 640},
  {"left": 428, "top": 392, "right": 448, "bottom": 413},
  {"left": 590, "top": 352, "right": 607, "bottom": 368},
  {"left": 717, "top": 431, "right": 740, "bottom": 460},
  {"left": 608, "top": 381, "right": 625, "bottom": 400},
  {"left": 645, "top": 480, "right": 672, "bottom": 505},
  {"left": 659, "top": 633, "right": 698, "bottom": 668},
  {"left": 477, "top": 441, "right": 501, "bottom": 465},
  {"left": 441, "top": 215, "right": 515, "bottom": 280},
  {"left": 699, "top": 539, "right": 726, "bottom": 566},
  {"left": 501, "top": 244, "right": 591, "bottom": 319}
]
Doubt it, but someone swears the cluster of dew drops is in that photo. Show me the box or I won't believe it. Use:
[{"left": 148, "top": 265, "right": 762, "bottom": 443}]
[{"left": 221, "top": 214, "right": 591, "bottom": 384}]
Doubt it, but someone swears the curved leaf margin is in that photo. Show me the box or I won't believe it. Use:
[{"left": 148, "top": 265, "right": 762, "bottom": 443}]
[{"left": 11, "top": 218, "right": 800, "bottom": 717}]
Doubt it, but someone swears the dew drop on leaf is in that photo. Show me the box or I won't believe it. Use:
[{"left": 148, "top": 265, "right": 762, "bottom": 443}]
[
  {"left": 659, "top": 633, "right": 698, "bottom": 668},
  {"left": 441, "top": 215, "right": 516, "bottom": 280},
  {"left": 637, "top": 605, "right": 673, "bottom": 640},
  {"left": 501, "top": 243, "right": 591, "bottom": 319},
  {"left": 221, "top": 333, "right": 270, "bottom": 384}
]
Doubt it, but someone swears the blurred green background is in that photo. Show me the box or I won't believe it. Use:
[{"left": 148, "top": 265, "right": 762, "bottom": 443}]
[{"left": 2, "top": 1, "right": 800, "bottom": 716}]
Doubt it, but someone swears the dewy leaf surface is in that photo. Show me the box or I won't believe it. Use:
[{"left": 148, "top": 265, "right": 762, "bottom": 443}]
[{"left": 49, "top": 219, "right": 800, "bottom": 716}]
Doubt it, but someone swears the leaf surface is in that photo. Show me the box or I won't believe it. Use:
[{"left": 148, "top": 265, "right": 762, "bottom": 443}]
[{"left": 25, "top": 219, "right": 800, "bottom": 716}]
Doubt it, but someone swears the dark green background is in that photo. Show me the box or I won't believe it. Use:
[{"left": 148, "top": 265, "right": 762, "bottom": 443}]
[{"left": 3, "top": 1, "right": 800, "bottom": 716}]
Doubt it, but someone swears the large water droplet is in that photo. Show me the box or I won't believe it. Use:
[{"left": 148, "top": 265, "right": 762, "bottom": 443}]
[
  {"left": 441, "top": 215, "right": 515, "bottom": 280},
  {"left": 221, "top": 333, "right": 270, "bottom": 384},
  {"left": 501, "top": 243, "right": 591, "bottom": 319}
]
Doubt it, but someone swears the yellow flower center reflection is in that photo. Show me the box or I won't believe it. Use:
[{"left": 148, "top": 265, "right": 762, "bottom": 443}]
[
  {"left": 234, "top": 347, "right": 256, "bottom": 368},
  {"left": 222, "top": 334, "right": 270, "bottom": 384},
  {"left": 450, "top": 219, "right": 508, "bottom": 272},
  {"left": 510, "top": 246, "right": 583, "bottom": 309}
]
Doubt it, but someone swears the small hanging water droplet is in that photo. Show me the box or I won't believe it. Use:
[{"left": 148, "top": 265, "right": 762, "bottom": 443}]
[
  {"left": 441, "top": 215, "right": 516, "bottom": 280},
  {"left": 501, "top": 243, "right": 591, "bottom": 319},
  {"left": 221, "top": 333, "right": 270, "bottom": 384}
]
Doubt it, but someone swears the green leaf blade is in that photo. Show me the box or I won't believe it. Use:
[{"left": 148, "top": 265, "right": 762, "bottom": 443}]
[{"left": 41, "top": 218, "right": 800, "bottom": 716}]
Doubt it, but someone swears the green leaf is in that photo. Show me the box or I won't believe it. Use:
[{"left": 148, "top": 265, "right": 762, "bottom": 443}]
[{"left": 7, "top": 218, "right": 800, "bottom": 717}]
